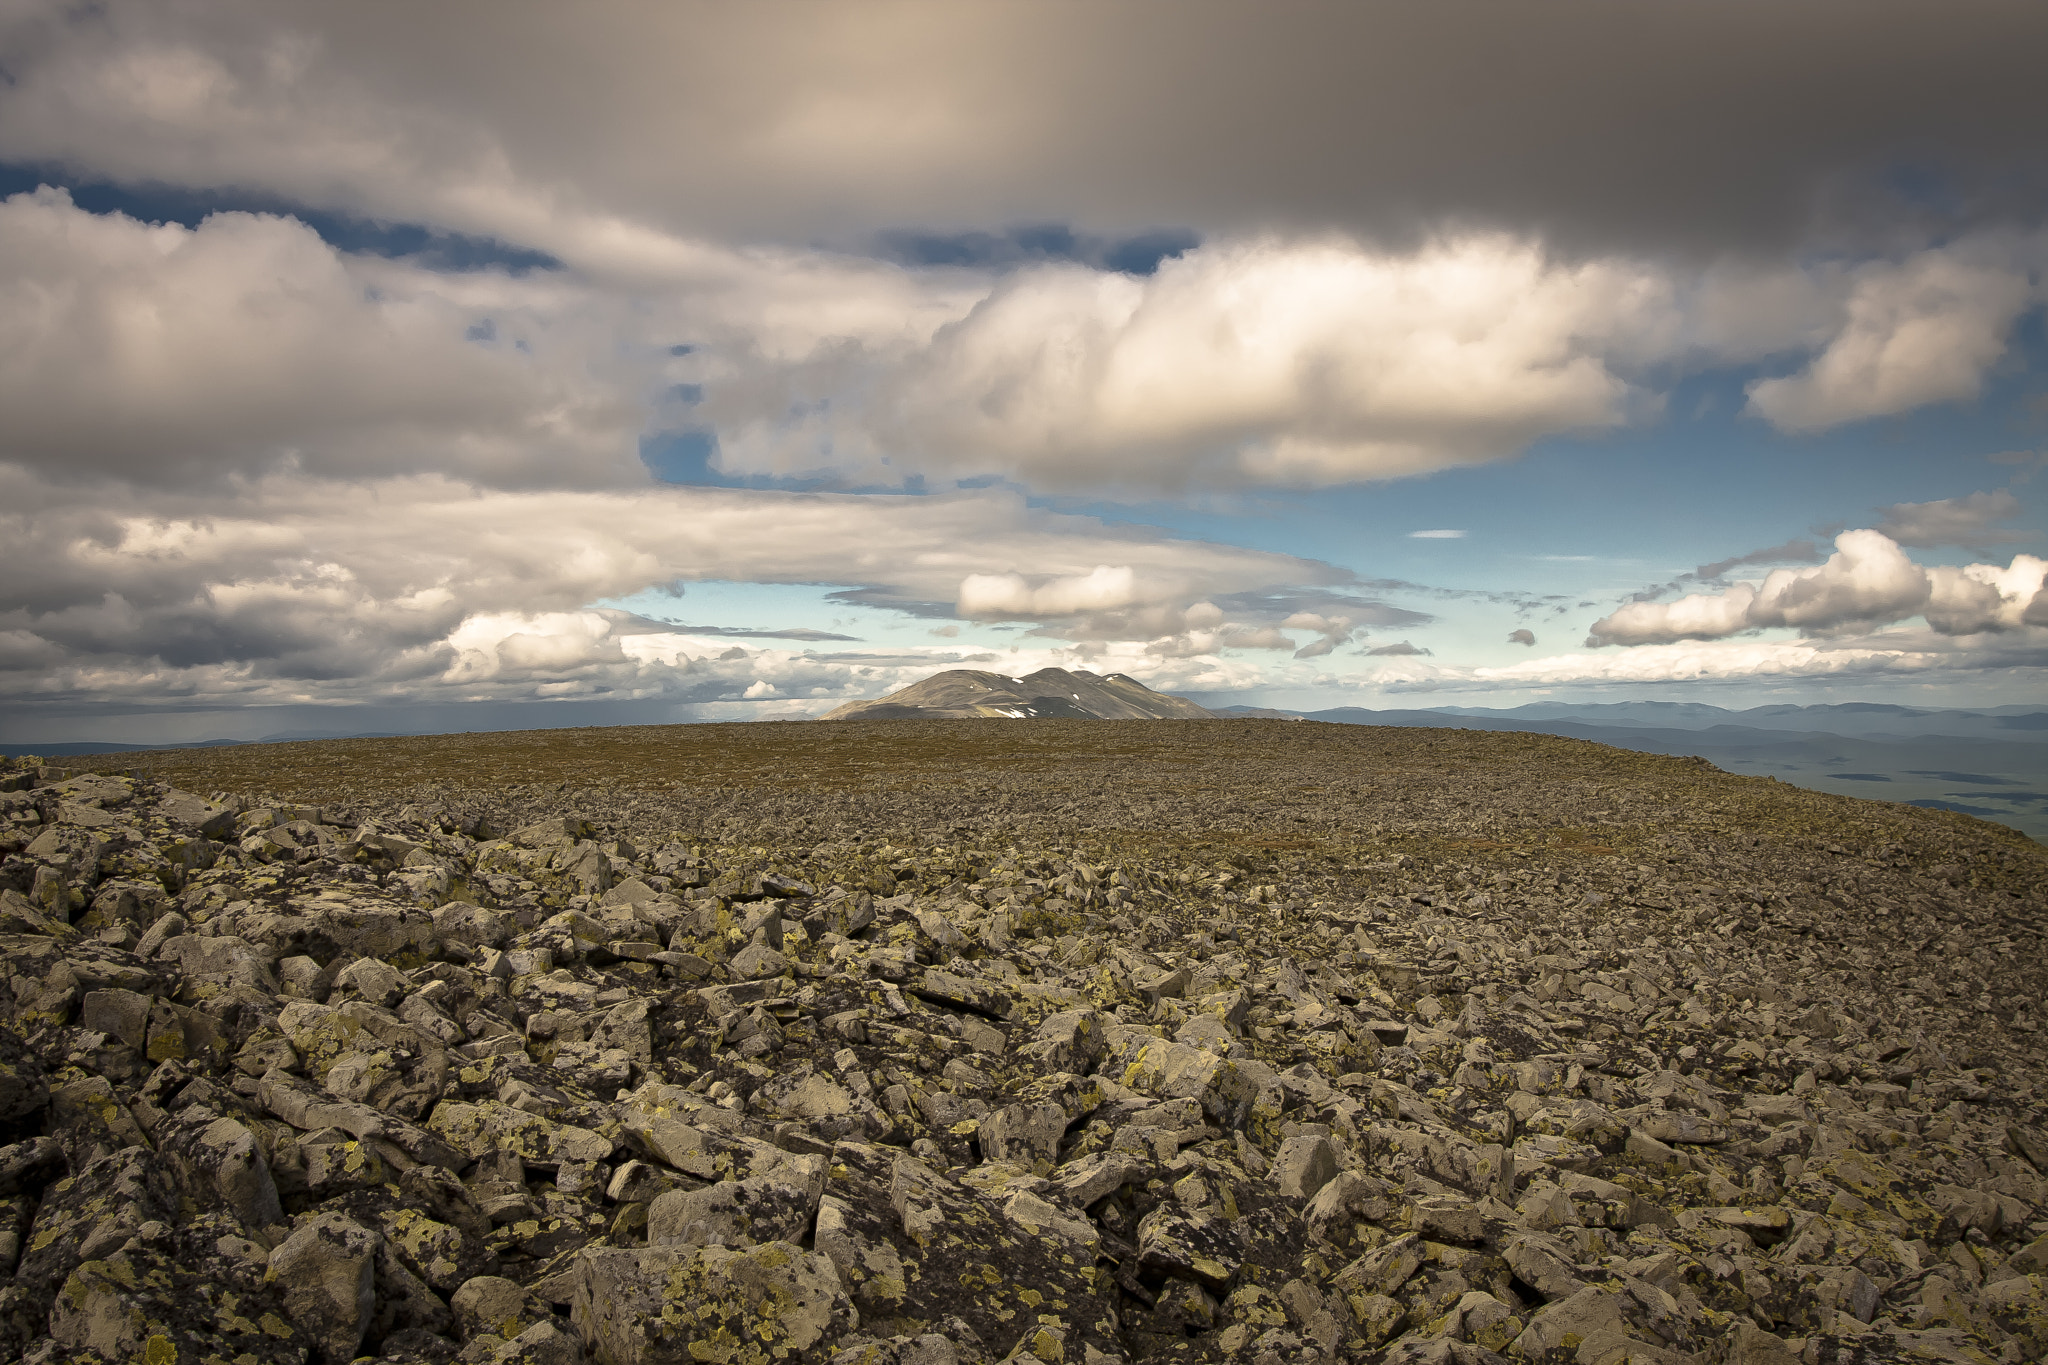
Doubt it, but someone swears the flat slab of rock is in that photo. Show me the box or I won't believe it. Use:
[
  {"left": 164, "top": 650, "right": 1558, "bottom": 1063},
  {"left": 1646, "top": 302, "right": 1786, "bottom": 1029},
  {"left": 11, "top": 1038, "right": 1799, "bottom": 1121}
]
[{"left": 570, "top": 1241, "right": 853, "bottom": 1365}]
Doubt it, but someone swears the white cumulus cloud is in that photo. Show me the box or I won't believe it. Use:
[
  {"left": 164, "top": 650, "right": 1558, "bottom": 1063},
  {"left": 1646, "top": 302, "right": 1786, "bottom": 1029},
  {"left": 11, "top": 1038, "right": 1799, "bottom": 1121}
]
[
  {"left": 0, "top": 187, "right": 655, "bottom": 487},
  {"left": 1745, "top": 237, "right": 2045, "bottom": 431},
  {"left": 713, "top": 234, "right": 1677, "bottom": 493},
  {"left": 958, "top": 565, "right": 1144, "bottom": 618},
  {"left": 1588, "top": 530, "right": 2048, "bottom": 645}
]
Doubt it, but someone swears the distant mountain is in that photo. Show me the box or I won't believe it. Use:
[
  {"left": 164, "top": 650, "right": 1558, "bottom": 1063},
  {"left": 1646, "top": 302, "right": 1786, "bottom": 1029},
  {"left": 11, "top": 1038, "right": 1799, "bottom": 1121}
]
[
  {"left": 0, "top": 738, "right": 247, "bottom": 758},
  {"left": 823, "top": 667, "right": 1215, "bottom": 721}
]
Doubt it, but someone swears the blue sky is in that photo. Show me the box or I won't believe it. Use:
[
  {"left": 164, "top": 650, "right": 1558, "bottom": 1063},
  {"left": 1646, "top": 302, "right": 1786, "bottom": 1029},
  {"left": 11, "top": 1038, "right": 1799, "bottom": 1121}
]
[{"left": 1, "top": 2, "right": 2045, "bottom": 742}]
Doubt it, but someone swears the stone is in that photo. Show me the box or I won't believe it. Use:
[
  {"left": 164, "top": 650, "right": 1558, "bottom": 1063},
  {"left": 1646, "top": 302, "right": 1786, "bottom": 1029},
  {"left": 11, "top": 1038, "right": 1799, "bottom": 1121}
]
[
  {"left": 427, "top": 1098, "right": 615, "bottom": 1168},
  {"left": 1445, "top": 1290, "right": 1521, "bottom": 1352},
  {"left": 569, "top": 1241, "right": 855, "bottom": 1365},
  {"left": 911, "top": 968, "right": 1012, "bottom": 1018},
  {"left": 267, "top": 1212, "right": 378, "bottom": 1365},
  {"left": 1050, "top": 1151, "right": 1148, "bottom": 1208},
  {"left": 47, "top": 1239, "right": 303, "bottom": 1365},
  {"left": 1020, "top": 1008, "right": 1105, "bottom": 1072},
  {"left": 729, "top": 940, "right": 791, "bottom": 980},
  {"left": 647, "top": 1174, "right": 821, "bottom": 1248},
  {"left": 451, "top": 1274, "right": 545, "bottom": 1342},
  {"left": 1636, "top": 1111, "right": 1729, "bottom": 1144},
  {"left": 164, "top": 1114, "right": 284, "bottom": 1228},
  {"left": 49, "top": 1075, "right": 149, "bottom": 1168},
  {"left": 334, "top": 955, "right": 408, "bottom": 1007},
  {"left": 1983, "top": 1274, "right": 2048, "bottom": 1354},
  {"left": 1509, "top": 1285, "right": 1627, "bottom": 1360},
  {"left": 1270, "top": 1132, "right": 1339, "bottom": 1201},
  {"left": 979, "top": 1102, "right": 1067, "bottom": 1172},
  {"left": 1498, "top": 1231, "right": 1588, "bottom": 1302},
  {"left": 1136, "top": 1203, "right": 1243, "bottom": 1291},
  {"left": 14, "top": 1146, "right": 177, "bottom": 1301},
  {"left": 1002, "top": 1189, "right": 1099, "bottom": 1253}
]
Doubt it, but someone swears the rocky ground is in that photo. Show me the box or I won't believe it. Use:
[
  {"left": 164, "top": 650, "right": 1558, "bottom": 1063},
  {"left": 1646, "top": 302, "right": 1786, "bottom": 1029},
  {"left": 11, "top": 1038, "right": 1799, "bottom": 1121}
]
[{"left": 0, "top": 718, "right": 2043, "bottom": 1365}]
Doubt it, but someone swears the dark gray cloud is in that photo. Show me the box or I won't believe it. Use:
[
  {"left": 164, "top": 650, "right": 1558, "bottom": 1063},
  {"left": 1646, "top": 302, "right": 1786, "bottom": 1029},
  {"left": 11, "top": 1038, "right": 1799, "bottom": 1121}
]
[
  {"left": 628, "top": 619, "right": 861, "bottom": 643},
  {"left": 823, "top": 590, "right": 960, "bottom": 620},
  {"left": 4, "top": 2, "right": 2043, "bottom": 262},
  {"left": 1617, "top": 538, "right": 1830, "bottom": 610},
  {"left": 870, "top": 225, "right": 1198, "bottom": 275},
  {"left": 1873, "top": 490, "right": 2032, "bottom": 548},
  {"left": 1696, "top": 539, "right": 1825, "bottom": 581},
  {"left": 1201, "top": 589, "right": 1430, "bottom": 631},
  {"left": 1508, "top": 629, "right": 1537, "bottom": 646},
  {"left": 1366, "top": 641, "right": 1430, "bottom": 657}
]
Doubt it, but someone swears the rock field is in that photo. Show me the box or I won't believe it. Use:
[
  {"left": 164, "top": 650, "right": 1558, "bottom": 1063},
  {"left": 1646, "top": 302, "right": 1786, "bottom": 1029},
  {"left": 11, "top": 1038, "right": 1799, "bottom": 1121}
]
[{"left": 0, "top": 717, "right": 2043, "bottom": 1365}]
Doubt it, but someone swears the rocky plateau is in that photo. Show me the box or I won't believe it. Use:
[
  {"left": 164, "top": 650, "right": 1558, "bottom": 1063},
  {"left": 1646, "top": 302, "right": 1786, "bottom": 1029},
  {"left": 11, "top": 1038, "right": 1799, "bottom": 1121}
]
[{"left": 0, "top": 717, "right": 2042, "bottom": 1365}]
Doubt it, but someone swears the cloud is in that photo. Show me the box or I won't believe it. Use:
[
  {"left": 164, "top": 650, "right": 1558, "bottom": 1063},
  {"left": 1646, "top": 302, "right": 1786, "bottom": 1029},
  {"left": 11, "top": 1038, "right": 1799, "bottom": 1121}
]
[
  {"left": 1482, "top": 636, "right": 2028, "bottom": 687},
  {"left": 1587, "top": 530, "right": 2048, "bottom": 645},
  {"left": 0, "top": 187, "right": 654, "bottom": 487},
  {"left": 696, "top": 227, "right": 2041, "bottom": 494},
  {"left": 1205, "top": 589, "right": 1427, "bottom": 631},
  {"left": 1359, "top": 623, "right": 2048, "bottom": 695},
  {"left": 1366, "top": 641, "right": 1430, "bottom": 657},
  {"left": 1872, "top": 489, "right": 2031, "bottom": 549},
  {"left": 6, "top": 142, "right": 2038, "bottom": 525},
  {"left": 958, "top": 565, "right": 1143, "bottom": 617},
  {"left": 5, "top": 3, "right": 2044, "bottom": 260},
  {"left": 712, "top": 234, "right": 1678, "bottom": 492},
  {"left": 1281, "top": 611, "right": 1356, "bottom": 659},
  {"left": 1991, "top": 450, "right": 2048, "bottom": 482},
  {"left": 1022, "top": 591, "right": 1399, "bottom": 661},
  {"left": 1693, "top": 539, "right": 1824, "bottom": 581},
  {"left": 0, "top": 470, "right": 1344, "bottom": 716},
  {"left": 1745, "top": 237, "right": 2045, "bottom": 431},
  {"left": 1507, "top": 629, "right": 1536, "bottom": 646},
  {"left": 1409, "top": 529, "right": 1468, "bottom": 540},
  {"left": 629, "top": 620, "right": 861, "bottom": 642}
]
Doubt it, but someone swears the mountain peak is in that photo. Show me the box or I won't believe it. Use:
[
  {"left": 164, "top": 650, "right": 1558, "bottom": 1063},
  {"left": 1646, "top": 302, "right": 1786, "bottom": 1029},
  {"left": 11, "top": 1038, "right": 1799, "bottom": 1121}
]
[{"left": 822, "top": 667, "right": 1213, "bottom": 720}]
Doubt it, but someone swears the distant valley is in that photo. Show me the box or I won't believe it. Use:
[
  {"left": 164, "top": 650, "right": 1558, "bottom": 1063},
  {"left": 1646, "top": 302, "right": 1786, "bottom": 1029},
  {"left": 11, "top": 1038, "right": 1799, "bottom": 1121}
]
[{"left": 1217, "top": 700, "right": 2048, "bottom": 842}]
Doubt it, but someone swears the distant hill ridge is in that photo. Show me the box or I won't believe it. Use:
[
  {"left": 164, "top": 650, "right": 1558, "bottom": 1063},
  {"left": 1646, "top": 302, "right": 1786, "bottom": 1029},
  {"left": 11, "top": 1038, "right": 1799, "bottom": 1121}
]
[{"left": 821, "top": 666, "right": 1213, "bottom": 720}]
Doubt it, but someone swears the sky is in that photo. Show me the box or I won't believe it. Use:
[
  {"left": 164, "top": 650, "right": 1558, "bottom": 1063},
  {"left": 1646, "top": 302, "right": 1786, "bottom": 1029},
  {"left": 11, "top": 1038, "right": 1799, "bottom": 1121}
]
[{"left": 3, "top": 0, "right": 2047, "bottom": 744}]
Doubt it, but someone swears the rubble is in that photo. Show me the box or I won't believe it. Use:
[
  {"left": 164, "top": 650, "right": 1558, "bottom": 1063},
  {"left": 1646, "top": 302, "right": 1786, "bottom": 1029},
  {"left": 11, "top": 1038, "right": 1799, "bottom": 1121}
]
[{"left": 0, "top": 717, "right": 2043, "bottom": 1364}]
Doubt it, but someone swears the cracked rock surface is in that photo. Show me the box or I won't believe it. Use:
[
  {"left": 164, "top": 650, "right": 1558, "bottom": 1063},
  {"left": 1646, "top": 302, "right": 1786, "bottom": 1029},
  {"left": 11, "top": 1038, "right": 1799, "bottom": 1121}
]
[{"left": 0, "top": 719, "right": 2043, "bottom": 1365}]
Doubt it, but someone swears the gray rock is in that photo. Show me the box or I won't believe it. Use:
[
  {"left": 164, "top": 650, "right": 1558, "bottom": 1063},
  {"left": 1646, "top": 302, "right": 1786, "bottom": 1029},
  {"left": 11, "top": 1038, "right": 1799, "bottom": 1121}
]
[
  {"left": 1136, "top": 1203, "right": 1243, "bottom": 1291},
  {"left": 268, "top": 1212, "right": 378, "bottom": 1365},
  {"left": 1270, "top": 1132, "right": 1339, "bottom": 1201},
  {"left": 166, "top": 1114, "right": 284, "bottom": 1228},
  {"left": 1050, "top": 1151, "right": 1147, "bottom": 1208},
  {"left": 451, "top": 1274, "right": 544, "bottom": 1342},
  {"left": 647, "top": 1174, "right": 820, "bottom": 1247},
  {"left": 978, "top": 1102, "right": 1067, "bottom": 1172},
  {"left": 569, "top": 1241, "right": 855, "bottom": 1365}
]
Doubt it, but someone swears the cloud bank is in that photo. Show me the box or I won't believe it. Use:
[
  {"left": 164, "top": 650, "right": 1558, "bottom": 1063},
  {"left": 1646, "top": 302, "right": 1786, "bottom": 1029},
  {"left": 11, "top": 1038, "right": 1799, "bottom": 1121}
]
[
  {"left": 6, "top": 2, "right": 2045, "bottom": 256},
  {"left": 0, "top": 471, "right": 1355, "bottom": 715},
  {"left": 1588, "top": 530, "right": 2048, "bottom": 646}
]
